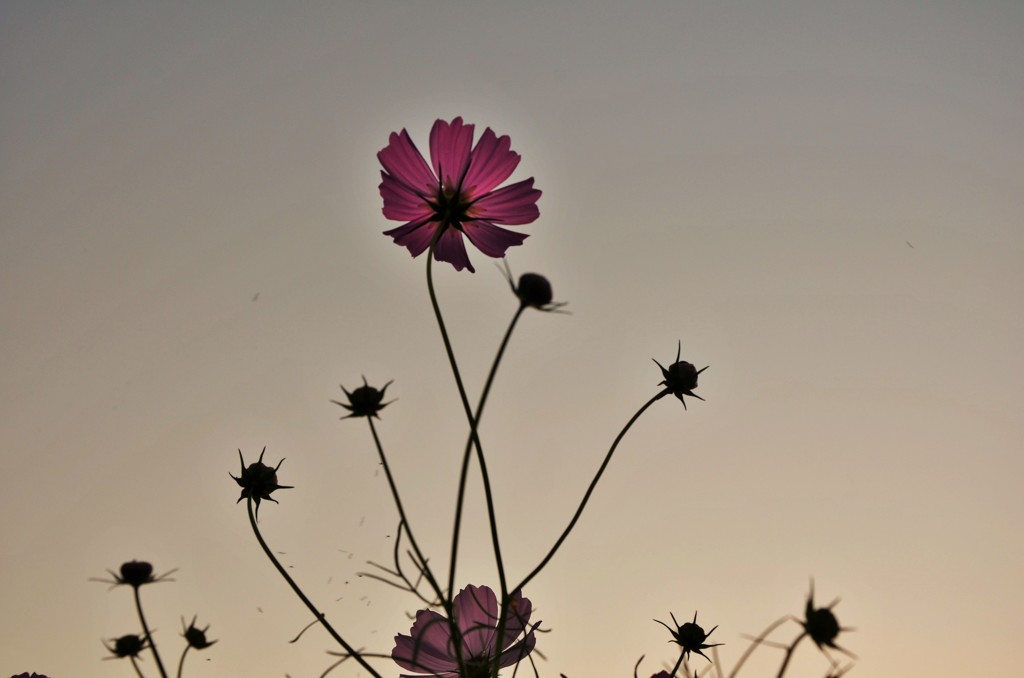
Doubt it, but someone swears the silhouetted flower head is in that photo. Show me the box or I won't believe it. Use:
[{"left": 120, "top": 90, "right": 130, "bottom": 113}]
[
  {"left": 802, "top": 581, "right": 853, "bottom": 657},
  {"left": 11, "top": 673, "right": 50, "bottom": 677},
  {"left": 379, "top": 117, "right": 541, "bottom": 273},
  {"left": 104, "top": 634, "right": 147, "bottom": 659},
  {"left": 392, "top": 584, "right": 537, "bottom": 677},
  {"left": 231, "top": 447, "right": 293, "bottom": 517},
  {"left": 331, "top": 377, "right": 394, "bottom": 419},
  {"left": 501, "top": 260, "right": 567, "bottom": 312},
  {"left": 93, "top": 560, "right": 175, "bottom": 589},
  {"left": 653, "top": 341, "right": 707, "bottom": 409},
  {"left": 182, "top": 615, "right": 217, "bottom": 649},
  {"left": 654, "top": 611, "right": 722, "bottom": 663}
]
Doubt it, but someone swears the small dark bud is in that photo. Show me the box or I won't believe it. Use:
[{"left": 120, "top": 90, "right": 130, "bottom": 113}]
[
  {"left": 231, "top": 447, "right": 293, "bottom": 517},
  {"left": 516, "top": 273, "right": 554, "bottom": 308},
  {"left": 802, "top": 581, "right": 853, "bottom": 656},
  {"left": 105, "top": 634, "right": 147, "bottom": 658},
  {"left": 500, "top": 260, "right": 567, "bottom": 312},
  {"left": 653, "top": 611, "right": 722, "bottom": 663},
  {"left": 653, "top": 341, "right": 707, "bottom": 409},
  {"left": 806, "top": 607, "right": 841, "bottom": 646},
  {"left": 332, "top": 377, "right": 394, "bottom": 419},
  {"left": 118, "top": 561, "right": 154, "bottom": 588},
  {"left": 182, "top": 615, "right": 217, "bottom": 649}
]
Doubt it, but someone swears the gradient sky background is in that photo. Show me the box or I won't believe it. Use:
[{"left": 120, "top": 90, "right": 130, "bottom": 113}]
[{"left": 2, "top": 2, "right": 1022, "bottom": 677}]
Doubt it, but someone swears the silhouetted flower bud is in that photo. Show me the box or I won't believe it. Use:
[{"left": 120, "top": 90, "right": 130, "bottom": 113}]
[
  {"left": 104, "top": 634, "right": 147, "bottom": 659},
  {"left": 332, "top": 377, "right": 394, "bottom": 419},
  {"left": 802, "top": 581, "right": 853, "bottom": 657},
  {"left": 516, "top": 273, "right": 553, "bottom": 307},
  {"left": 182, "top": 615, "right": 217, "bottom": 649},
  {"left": 502, "top": 260, "right": 567, "bottom": 312},
  {"left": 231, "top": 447, "right": 293, "bottom": 517},
  {"left": 653, "top": 341, "right": 707, "bottom": 409},
  {"left": 654, "top": 611, "right": 722, "bottom": 662},
  {"left": 93, "top": 560, "right": 175, "bottom": 589},
  {"left": 118, "top": 561, "right": 154, "bottom": 588}
]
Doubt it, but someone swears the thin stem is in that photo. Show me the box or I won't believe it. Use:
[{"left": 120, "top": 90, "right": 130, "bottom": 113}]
[
  {"left": 514, "top": 392, "right": 665, "bottom": 592},
  {"left": 774, "top": 631, "right": 807, "bottom": 678},
  {"left": 425, "top": 246, "right": 508, "bottom": 600},
  {"left": 133, "top": 587, "right": 168, "bottom": 678},
  {"left": 447, "top": 305, "right": 524, "bottom": 599},
  {"left": 245, "top": 498, "right": 382, "bottom": 678},
  {"left": 669, "top": 648, "right": 687, "bottom": 678},
  {"left": 366, "top": 417, "right": 446, "bottom": 606},
  {"left": 176, "top": 644, "right": 190, "bottom": 678},
  {"left": 728, "top": 616, "right": 790, "bottom": 678}
]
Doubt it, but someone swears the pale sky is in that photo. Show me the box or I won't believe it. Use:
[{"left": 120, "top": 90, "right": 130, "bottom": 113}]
[{"left": 2, "top": 2, "right": 1022, "bottom": 677}]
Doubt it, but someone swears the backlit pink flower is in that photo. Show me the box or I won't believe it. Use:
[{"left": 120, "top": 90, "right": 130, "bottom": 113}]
[
  {"left": 378, "top": 118, "right": 541, "bottom": 272},
  {"left": 392, "top": 584, "right": 536, "bottom": 677}
]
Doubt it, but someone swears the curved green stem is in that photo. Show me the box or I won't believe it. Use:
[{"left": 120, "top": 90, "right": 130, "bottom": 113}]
[
  {"left": 246, "top": 498, "right": 382, "bottom": 678},
  {"left": 133, "top": 587, "right": 168, "bottom": 678},
  {"left": 774, "top": 631, "right": 807, "bottom": 678},
  {"left": 514, "top": 391, "right": 665, "bottom": 593},
  {"left": 447, "top": 305, "right": 524, "bottom": 599},
  {"left": 425, "top": 247, "right": 508, "bottom": 601}
]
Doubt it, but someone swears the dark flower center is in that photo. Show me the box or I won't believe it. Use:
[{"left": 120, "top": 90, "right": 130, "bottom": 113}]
[
  {"left": 432, "top": 186, "right": 472, "bottom": 230},
  {"left": 464, "top": 658, "right": 493, "bottom": 678}
]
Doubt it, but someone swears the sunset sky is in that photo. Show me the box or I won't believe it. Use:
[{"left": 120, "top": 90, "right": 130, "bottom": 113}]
[{"left": 2, "top": 2, "right": 1022, "bottom": 677}]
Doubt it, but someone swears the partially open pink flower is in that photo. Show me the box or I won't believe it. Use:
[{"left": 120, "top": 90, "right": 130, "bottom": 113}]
[
  {"left": 392, "top": 584, "right": 536, "bottom": 677},
  {"left": 378, "top": 117, "right": 541, "bottom": 272}
]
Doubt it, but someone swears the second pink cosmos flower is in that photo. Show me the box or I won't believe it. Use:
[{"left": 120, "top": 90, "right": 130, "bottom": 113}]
[
  {"left": 378, "top": 117, "right": 541, "bottom": 273},
  {"left": 392, "top": 585, "right": 536, "bottom": 677}
]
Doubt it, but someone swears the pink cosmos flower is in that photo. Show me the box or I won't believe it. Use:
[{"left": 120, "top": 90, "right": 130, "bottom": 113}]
[
  {"left": 392, "top": 584, "right": 536, "bottom": 677},
  {"left": 378, "top": 117, "right": 541, "bottom": 272}
]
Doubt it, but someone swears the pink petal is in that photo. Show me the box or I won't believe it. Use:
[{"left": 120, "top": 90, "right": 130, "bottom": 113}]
[
  {"left": 498, "top": 591, "right": 533, "bottom": 650},
  {"left": 461, "top": 221, "right": 528, "bottom": 258},
  {"left": 379, "top": 172, "right": 434, "bottom": 221},
  {"left": 470, "top": 178, "right": 541, "bottom": 225},
  {"left": 454, "top": 585, "right": 499, "bottom": 657},
  {"left": 497, "top": 629, "right": 537, "bottom": 669},
  {"left": 432, "top": 227, "right": 474, "bottom": 272},
  {"left": 384, "top": 217, "right": 437, "bottom": 258},
  {"left": 393, "top": 610, "right": 457, "bottom": 672},
  {"left": 462, "top": 128, "right": 520, "bottom": 199},
  {"left": 429, "top": 118, "right": 474, "bottom": 191},
  {"left": 378, "top": 129, "right": 438, "bottom": 197}
]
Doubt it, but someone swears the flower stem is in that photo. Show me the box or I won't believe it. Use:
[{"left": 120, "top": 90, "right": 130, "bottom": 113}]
[
  {"left": 727, "top": 616, "right": 790, "bottom": 678},
  {"left": 515, "top": 391, "right": 665, "bottom": 593},
  {"left": 245, "top": 498, "right": 382, "bottom": 678},
  {"left": 447, "top": 305, "right": 524, "bottom": 600},
  {"left": 133, "top": 587, "right": 168, "bottom": 678},
  {"left": 425, "top": 247, "right": 508, "bottom": 600},
  {"left": 668, "top": 648, "right": 687, "bottom": 678},
  {"left": 774, "top": 631, "right": 807, "bottom": 678},
  {"left": 366, "top": 416, "right": 447, "bottom": 607},
  {"left": 176, "top": 644, "right": 190, "bottom": 678}
]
